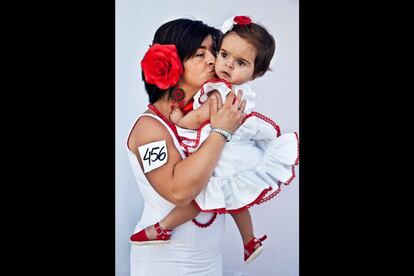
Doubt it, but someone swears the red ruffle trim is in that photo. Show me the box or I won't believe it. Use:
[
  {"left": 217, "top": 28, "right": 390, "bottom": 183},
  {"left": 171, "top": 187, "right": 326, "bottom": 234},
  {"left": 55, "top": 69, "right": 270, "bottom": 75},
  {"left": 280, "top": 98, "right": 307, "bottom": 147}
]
[
  {"left": 178, "top": 120, "right": 211, "bottom": 155},
  {"left": 192, "top": 186, "right": 278, "bottom": 215},
  {"left": 243, "top": 111, "right": 281, "bottom": 137},
  {"left": 191, "top": 206, "right": 217, "bottom": 228},
  {"left": 176, "top": 111, "right": 285, "bottom": 156},
  {"left": 192, "top": 114, "right": 299, "bottom": 214},
  {"left": 146, "top": 104, "right": 299, "bottom": 226},
  {"left": 197, "top": 78, "right": 233, "bottom": 106}
]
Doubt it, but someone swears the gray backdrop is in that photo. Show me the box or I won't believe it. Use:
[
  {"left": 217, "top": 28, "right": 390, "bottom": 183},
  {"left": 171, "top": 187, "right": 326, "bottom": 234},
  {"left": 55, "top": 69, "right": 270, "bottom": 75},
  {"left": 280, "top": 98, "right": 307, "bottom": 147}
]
[{"left": 116, "top": 0, "right": 299, "bottom": 275}]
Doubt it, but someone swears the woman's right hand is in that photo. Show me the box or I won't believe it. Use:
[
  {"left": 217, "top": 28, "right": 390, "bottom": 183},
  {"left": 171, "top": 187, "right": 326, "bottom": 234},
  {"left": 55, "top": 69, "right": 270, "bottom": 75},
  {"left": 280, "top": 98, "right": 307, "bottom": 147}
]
[{"left": 209, "top": 90, "right": 247, "bottom": 134}]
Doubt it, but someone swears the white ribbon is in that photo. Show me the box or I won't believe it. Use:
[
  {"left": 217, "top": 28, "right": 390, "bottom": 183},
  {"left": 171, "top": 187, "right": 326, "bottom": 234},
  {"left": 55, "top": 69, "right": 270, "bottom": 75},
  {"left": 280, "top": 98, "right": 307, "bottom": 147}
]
[{"left": 221, "top": 16, "right": 235, "bottom": 34}]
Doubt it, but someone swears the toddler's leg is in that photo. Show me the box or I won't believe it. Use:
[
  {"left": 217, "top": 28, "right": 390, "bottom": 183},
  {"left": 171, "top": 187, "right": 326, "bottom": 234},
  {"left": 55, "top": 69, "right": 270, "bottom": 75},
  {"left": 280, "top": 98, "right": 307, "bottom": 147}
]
[
  {"left": 160, "top": 202, "right": 200, "bottom": 229},
  {"left": 230, "top": 209, "right": 255, "bottom": 244},
  {"left": 143, "top": 202, "right": 200, "bottom": 240},
  {"left": 231, "top": 209, "right": 266, "bottom": 263}
]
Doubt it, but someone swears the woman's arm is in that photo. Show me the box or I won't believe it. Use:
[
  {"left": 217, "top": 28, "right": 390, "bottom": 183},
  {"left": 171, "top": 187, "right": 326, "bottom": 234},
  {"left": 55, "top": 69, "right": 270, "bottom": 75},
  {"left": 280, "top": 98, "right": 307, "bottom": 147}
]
[{"left": 129, "top": 91, "right": 246, "bottom": 207}]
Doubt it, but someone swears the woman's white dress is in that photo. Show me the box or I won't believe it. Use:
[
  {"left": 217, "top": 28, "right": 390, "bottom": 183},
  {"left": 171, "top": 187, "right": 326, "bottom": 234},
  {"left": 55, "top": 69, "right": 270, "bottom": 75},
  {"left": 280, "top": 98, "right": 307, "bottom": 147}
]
[
  {"left": 127, "top": 113, "right": 225, "bottom": 276},
  {"left": 126, "top": 78, "right": 299, "bottom": 275}
]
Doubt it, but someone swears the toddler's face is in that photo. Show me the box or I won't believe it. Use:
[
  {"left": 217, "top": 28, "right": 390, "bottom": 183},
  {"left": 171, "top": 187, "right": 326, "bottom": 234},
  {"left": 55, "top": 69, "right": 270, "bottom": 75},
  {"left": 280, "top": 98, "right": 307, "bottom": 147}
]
[{"left": 215, "top": 32, "right": 256, "bottom": 85}]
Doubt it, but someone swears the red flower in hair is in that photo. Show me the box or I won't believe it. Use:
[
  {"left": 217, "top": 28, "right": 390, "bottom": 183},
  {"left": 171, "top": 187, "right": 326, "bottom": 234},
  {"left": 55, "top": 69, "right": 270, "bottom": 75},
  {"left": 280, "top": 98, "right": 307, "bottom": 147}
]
[
  {"left": 141, "top": 44, "right": 183, "bottom": 90},
  {"left": 234, "top": 16, "right": 252, "bottom": 26}
]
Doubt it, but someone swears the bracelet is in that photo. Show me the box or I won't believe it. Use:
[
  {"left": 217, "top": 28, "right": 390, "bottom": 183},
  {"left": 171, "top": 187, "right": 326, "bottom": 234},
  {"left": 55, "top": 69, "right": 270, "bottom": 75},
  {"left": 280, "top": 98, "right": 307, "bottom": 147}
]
[{"left": 211, "top": 127, "right": 233, "bottom": 142}]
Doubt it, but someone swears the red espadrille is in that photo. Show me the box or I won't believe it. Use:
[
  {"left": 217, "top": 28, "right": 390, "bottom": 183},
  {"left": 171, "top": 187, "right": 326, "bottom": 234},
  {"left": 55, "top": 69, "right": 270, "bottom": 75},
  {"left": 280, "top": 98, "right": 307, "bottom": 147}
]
[
  {"left": 244, "top": 235, "right": 267, "bottom": 263},
  {"left": 129, "top": 222, "right": 172, "bottom": 246}
]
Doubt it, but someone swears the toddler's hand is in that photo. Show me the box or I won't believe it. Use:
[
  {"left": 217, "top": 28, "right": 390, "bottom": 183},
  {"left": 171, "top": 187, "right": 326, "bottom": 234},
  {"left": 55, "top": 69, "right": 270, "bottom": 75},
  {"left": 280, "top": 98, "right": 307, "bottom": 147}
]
[{"left": 169, "top": 108, "right": 184, "bottom": 124}]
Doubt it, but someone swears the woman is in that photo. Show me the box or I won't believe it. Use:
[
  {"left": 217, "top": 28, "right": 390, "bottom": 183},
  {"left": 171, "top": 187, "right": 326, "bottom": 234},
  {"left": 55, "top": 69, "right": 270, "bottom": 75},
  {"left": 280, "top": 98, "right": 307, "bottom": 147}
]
[{"left": 126, "top": 18, "right": 246, "bottom": 276}]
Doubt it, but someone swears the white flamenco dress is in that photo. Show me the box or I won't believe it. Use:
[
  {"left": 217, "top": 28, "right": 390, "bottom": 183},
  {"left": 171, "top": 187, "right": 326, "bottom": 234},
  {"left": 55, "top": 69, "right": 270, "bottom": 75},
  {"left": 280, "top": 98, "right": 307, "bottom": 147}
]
[
  {"left": 127, "top": 113, "right": 225, "bottom": 276},
  {"left": 176, "top": 79, "right": 299, "bottom": 213}
]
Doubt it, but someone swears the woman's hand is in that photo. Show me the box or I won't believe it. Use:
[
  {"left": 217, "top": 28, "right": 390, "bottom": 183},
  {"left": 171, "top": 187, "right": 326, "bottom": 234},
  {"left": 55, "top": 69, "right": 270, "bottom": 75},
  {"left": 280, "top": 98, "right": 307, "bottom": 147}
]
[{"left": 209, "top": 90, "right": 247, "bottom": 134}]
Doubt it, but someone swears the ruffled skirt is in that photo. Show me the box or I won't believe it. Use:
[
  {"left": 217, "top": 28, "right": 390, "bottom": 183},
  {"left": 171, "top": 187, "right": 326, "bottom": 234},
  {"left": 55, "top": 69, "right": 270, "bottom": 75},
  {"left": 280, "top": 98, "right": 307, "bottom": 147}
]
[{"left": 194, "top": 132, "right": 299, "bottom": 214}]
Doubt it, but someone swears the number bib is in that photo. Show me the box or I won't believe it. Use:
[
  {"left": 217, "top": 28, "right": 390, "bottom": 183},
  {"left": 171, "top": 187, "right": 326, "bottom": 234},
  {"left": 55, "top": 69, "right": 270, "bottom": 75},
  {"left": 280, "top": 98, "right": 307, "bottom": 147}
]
[{"left": 138, "top": 140, "right": 168, "bottom": 173}]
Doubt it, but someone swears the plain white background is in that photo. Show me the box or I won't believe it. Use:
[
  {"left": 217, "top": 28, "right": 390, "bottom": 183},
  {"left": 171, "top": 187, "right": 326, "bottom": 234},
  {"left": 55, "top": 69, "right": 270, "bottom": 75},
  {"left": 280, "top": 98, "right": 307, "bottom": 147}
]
[{"left": 116, "top": 0, "right": 299, "bottom": 275}]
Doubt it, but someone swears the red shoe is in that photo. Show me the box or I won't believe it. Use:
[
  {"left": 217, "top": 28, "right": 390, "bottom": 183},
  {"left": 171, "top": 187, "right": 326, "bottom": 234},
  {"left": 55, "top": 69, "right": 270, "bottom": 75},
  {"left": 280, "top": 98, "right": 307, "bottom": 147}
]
[
  {"left": 129, "top": 222, "right": 172, "bottom": 246},
  {"left": 244, "top": 235, "right": 267, "bottom": 263}
]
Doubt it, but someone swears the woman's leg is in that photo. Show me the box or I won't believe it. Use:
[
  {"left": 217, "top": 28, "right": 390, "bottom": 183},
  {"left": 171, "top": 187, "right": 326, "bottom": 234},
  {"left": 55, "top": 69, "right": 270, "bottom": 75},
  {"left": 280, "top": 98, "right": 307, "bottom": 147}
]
[{"left": 144, "top": 202, "right": 200, "bottom": 239}]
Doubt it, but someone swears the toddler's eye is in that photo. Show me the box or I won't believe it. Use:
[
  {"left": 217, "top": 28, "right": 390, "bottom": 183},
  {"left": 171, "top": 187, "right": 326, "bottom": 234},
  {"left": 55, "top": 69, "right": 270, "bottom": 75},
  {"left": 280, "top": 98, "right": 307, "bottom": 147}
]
[{"left": 237, "top": 60, "right": 245, "bottom": 66}]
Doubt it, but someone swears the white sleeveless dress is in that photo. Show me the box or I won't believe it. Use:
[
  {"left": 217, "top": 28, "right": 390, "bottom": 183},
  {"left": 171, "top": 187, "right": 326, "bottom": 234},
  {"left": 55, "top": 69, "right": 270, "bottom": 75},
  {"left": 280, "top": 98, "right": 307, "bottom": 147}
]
[
  {"left": 176, "top": 79, "right": 299, "bottom": 213},
  {"left": 127, "top": 113, "right": 225, "bottom": 276}
]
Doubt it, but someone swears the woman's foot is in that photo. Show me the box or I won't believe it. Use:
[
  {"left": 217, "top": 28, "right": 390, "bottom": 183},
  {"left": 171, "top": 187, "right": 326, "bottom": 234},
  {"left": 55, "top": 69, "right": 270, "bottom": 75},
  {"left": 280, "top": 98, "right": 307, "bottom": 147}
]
[
  {"left": 130, "top": 222, "right": 172, "bottom": 245},
  {"left": 244, "top": 235, "right": 267, "bottom": 263}
]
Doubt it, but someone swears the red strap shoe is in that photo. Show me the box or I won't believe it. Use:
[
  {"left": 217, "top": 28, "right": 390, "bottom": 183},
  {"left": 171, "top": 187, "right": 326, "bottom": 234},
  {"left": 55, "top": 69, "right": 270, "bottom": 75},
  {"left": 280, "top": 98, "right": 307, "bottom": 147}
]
[
  {"left": 244, "top": 235, "right": 267, "bottom": 263},
  {"left": 129, "top": 222, "right": 172, "bottom": 246}
]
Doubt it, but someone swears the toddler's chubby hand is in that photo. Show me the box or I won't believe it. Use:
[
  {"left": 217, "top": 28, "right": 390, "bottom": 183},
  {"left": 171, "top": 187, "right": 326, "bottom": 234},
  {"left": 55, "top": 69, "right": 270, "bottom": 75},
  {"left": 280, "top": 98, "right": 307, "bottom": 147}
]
[{"left": 169, "top": 108, "right": 184, "bottom": 124}]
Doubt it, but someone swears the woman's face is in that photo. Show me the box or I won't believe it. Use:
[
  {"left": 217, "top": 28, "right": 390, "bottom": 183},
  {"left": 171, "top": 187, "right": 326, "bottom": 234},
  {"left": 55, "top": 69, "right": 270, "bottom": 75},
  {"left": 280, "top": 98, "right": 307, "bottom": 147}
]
[{"left": 179, "top": 35, "right": 216, "bottom": 94}]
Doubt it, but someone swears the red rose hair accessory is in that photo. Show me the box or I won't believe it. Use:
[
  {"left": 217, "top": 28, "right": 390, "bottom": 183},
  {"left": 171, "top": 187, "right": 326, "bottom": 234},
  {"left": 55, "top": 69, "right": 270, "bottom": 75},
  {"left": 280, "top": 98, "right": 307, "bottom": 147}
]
[
  {"left": 221, "top": 15, "right": 253, "bottom": 34},
  {"left": 234, "top": 16, "right": 252, "bottom": 25},
  {"left": 141, "top": 43, "right": 183, "bottom": 90}
]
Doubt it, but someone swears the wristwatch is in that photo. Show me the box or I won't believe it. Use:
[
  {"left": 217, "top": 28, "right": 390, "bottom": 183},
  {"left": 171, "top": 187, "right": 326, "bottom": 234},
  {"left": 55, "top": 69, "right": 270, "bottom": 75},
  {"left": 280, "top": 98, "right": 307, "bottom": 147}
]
[{"left": 211, "top": 127, "right": 233, "bottom": 142}]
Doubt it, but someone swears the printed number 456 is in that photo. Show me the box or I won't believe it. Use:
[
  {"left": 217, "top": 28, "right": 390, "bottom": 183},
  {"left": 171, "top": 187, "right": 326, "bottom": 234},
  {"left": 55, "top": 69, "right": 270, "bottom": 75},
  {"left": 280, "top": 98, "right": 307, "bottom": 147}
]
[{"left": 143, "top": 146, "right": 166, "bottom": 166}]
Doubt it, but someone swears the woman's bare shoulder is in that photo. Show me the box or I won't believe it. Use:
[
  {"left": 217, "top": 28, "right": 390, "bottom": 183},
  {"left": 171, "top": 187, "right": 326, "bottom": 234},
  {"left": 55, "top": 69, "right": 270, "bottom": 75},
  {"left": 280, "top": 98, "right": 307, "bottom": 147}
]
[{"left": 128, "top": 112, "right": 173, "bottom": 152}]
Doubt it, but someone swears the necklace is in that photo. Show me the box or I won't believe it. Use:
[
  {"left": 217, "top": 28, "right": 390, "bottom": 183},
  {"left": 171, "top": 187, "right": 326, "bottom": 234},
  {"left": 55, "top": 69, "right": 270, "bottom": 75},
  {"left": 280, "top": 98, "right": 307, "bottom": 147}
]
[
  {"left": 148, "top": 103, "right": 179, "bottom": 137},
  {"left": 170, "top": 87, "right": 194, "bottom": 115}
]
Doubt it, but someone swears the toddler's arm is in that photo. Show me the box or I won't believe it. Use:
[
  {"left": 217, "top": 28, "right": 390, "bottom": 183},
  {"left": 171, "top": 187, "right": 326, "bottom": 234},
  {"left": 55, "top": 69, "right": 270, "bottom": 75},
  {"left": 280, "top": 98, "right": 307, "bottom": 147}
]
[
  {"left": 169, "top": 108, "right": 185, "bottom": 124},
  {"left": 173, "top": 90, "right": 220, "bottom": 130},
  {"left": 174, "top": 105, "right": 209, "bottom": 130}
]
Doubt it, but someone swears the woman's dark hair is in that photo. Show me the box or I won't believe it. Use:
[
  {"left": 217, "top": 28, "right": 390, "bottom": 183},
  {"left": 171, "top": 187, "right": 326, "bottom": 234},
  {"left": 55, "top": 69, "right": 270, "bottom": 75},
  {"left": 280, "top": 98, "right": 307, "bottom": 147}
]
[
  {"left": 223, "top": 23, "right": 276, "bottom": 79},
  {"left": 142, "top": 19, "right": 222, "bottom": 104}
]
